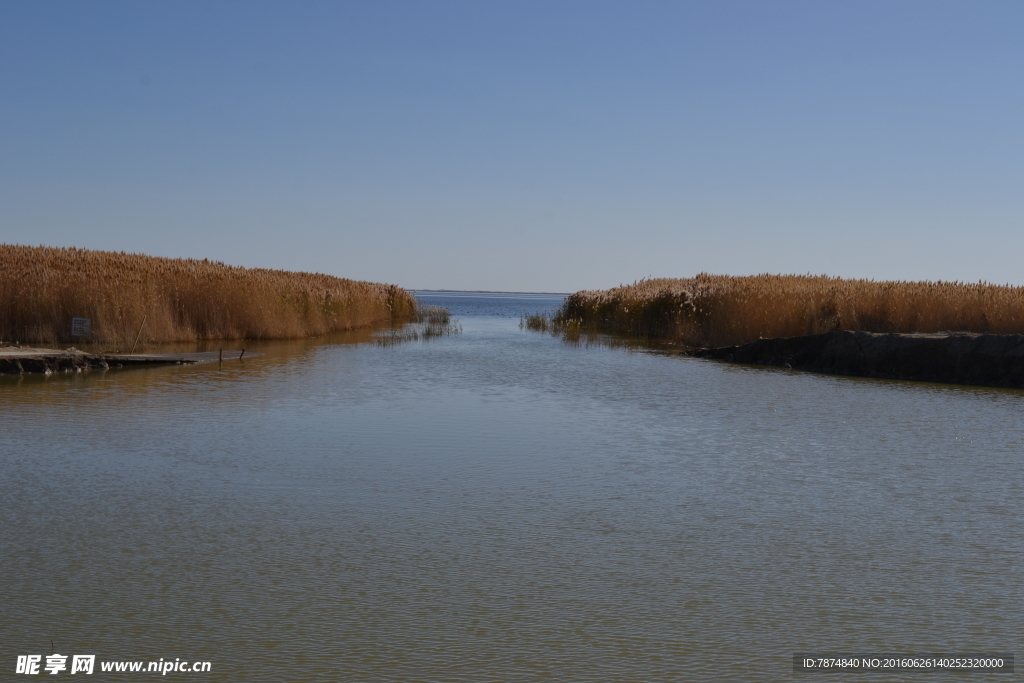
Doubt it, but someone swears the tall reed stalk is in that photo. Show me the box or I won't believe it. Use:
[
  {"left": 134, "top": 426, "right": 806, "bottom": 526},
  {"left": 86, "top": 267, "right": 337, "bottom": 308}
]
[
  {"left": 0, "top": 245, "right": 417, "bottom": 346},
  {"left": 559, "top": 274, "right": 1024, "bottom": 348}
]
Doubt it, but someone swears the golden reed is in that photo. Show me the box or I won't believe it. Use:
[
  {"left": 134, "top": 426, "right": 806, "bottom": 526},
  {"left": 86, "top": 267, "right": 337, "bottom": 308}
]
[
  {"left": 559, "top": 274, "right": 1024, "bottom": 348},
  {"left": 0, "top": 245, "right": 416, "bottom": 345}
]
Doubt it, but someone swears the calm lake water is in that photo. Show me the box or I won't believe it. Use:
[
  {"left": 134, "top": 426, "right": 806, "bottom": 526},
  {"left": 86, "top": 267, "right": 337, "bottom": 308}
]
[{"left": 2, "top": 292, "right": 1021, "bottom": 681}]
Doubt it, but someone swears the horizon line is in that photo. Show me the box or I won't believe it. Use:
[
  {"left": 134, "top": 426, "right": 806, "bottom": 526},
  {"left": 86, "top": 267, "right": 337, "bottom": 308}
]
[{"left": 411, "top": 289, "right": 571, "bottom": 295}]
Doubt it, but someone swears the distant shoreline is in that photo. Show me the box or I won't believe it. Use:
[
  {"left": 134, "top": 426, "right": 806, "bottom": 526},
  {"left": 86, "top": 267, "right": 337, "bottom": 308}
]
[{"left": 413, "top": 289, "right": 570, "bottom": 295}]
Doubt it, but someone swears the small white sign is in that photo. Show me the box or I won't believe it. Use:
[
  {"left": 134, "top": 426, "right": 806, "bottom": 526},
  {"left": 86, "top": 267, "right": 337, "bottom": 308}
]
[{"left": 71, "top": 317, "right": 92, "bottom": 338}]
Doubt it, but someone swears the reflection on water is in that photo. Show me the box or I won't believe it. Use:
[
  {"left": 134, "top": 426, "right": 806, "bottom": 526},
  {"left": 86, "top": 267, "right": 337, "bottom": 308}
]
[{"left": 2, "top": 292, "right": 1021, "bottom": 682}]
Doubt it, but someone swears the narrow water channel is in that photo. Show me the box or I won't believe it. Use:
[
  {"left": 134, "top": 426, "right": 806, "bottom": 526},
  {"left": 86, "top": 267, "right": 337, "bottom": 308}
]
[{"left": 2, "top": 292, "right": 1020, "bottom": 681}]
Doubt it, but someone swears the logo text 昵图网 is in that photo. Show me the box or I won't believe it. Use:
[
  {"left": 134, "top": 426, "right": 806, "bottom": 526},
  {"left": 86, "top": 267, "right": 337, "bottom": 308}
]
[{"left": 16, "top": 655, "right": 212, "bottom": 675}]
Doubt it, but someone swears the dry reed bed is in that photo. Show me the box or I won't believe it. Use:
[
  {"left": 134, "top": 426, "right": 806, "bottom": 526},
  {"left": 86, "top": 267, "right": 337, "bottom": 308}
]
[
  {"left": 0, "top": 245, "right": 417, "bottom": 346},
  {"left": 559, "top": 274, "right": 1024, "bottom": 348}
]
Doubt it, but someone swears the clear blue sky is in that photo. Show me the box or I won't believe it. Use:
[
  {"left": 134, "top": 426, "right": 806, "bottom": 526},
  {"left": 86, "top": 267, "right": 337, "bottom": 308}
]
[{"left": 2, "top": 1, "right": 1021, "bottom": 292}]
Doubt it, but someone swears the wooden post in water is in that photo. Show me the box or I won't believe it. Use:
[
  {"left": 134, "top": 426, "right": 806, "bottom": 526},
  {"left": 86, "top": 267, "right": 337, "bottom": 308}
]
[
  {"left": 240, "top": 349, "right": 245, "bottom": 359},
  {"left": 219, "top": 348, "right": 223, "bottom": 362},
  {"left": 130, "top": 315, "right": 147, "bottom": 355}
]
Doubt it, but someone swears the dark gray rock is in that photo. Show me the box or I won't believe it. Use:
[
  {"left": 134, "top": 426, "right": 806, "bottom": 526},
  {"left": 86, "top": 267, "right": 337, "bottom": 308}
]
[{"left": 690, "top": 331, "right": 1024, "bottom": 389}]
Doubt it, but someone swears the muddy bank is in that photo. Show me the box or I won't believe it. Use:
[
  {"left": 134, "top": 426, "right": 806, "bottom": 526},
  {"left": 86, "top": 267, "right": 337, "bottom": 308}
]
[
  {"left": 0, "top": 347, "right": 249, "bottom": 375},
  {"left": 690, "top": 330, "right": 1024, "bottom": 389}
]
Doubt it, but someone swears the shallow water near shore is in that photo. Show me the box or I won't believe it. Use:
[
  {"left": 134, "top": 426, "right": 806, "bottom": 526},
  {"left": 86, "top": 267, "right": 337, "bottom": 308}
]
[{"left": 2, "top": 292, "right": 1021, "bottom": 681}]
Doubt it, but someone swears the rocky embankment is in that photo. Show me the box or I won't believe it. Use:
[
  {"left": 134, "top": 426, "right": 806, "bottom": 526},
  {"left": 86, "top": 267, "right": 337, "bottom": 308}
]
[
  {"left": 690, "top": 330, "right": 1024, "bottom": 389},
  {"left": 0, "top": 347, "right": 198, "bottom": 375}
]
